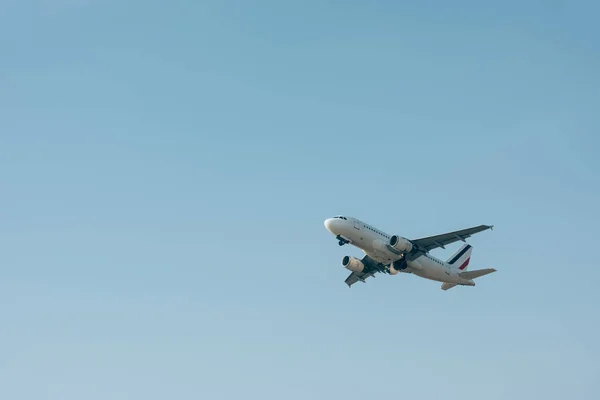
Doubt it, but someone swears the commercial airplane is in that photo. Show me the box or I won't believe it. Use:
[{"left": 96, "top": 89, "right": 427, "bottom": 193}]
[{"left": 324, "top": 216, "right": 496, "bottom": 290}]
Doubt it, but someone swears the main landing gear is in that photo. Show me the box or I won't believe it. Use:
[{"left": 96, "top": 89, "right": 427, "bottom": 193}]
[
  {"left": 336, "top": 235, "right": 350, "bottom": 246},
  {"left": 393, "top": 258, "right": 408, "bottom": 270}
]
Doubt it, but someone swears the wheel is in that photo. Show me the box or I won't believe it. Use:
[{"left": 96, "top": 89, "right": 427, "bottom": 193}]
[
  {"left": 338, "top": 240, "right": 345, "bottom": 246},
  {"left": 393, "top": 259, "right": 407, "bottom": 270}
]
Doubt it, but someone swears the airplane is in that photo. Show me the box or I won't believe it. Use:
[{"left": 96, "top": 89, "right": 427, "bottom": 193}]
[{"left": 323, "top": 216, "right": 496, "bottom": 290}]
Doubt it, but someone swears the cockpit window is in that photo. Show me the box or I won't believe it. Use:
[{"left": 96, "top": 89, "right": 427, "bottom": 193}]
[{"left": 333, "top": 216, "right": 347, "bottom": 220}]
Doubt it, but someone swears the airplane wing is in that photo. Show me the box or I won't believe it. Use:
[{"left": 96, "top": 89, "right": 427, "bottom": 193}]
[
  {"left": 408, "top": 225, "right": 493, "bottom": 258},
  {"left": 344, "top": 270, "right": 376, "bottom": 287},
  {"left": 344, "top": 255, "right": 385, "bottom": 287}
]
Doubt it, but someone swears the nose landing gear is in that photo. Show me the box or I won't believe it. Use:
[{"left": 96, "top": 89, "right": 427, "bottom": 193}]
[{"left": 336, "top": 235, "right": 350, "bottom": 246}]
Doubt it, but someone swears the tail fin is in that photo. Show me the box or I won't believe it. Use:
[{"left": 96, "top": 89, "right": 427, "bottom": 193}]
[{"left": 446, "top": 244, "right": 472, "bottom": 271}]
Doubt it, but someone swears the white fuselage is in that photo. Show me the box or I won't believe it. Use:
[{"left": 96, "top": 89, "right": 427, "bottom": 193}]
[{"left": 324, "top": 216, "right": 474, "bottom": 285}]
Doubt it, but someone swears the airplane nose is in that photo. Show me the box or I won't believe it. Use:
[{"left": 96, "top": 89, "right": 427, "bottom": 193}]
[{"left": 324, "top": 218, "right": 335, "bottom": 233}]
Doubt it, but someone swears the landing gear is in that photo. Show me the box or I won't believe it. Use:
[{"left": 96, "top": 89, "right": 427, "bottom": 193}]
[
  {"left": 393, "top": 258, "right": 408, "bottom": 270},
  {"left": 336, "top": 235, "right": 349, "bottom": 246}
]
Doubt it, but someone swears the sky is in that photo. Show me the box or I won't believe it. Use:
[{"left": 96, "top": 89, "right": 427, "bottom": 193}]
[{"left": 1, "top": 1, "right": 599, "bottom": 399}]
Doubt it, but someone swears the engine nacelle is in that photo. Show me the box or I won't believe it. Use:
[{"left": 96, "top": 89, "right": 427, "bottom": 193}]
[
  {"left": 389, "top": 235, "right": 413, "bottom": 253},
  {"left": 342, "top": 256, "right": 364, "bottom": 273},
  {"left": 388, "top": 264, "right": 399, "bottom": 275}
]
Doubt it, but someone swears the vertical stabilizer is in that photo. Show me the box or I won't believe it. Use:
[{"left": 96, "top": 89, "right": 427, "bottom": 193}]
[{"left": 446, "top": 244, "right": 472, "bottom": 271}]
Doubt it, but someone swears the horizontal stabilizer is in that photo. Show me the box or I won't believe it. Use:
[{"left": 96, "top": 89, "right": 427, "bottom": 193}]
[
  {"left": 441, "top": 283, "right": 457, "bottom": 291},
  {"left": 459, "top": 268, "right": 496, "bottom": 280}
]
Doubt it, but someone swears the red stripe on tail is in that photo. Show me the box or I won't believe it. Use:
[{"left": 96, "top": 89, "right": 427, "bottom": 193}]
[{"left": 458, "top": 258, "right": 470, "bottom": 270}]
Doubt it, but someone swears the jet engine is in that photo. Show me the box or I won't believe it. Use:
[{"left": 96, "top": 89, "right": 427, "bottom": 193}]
[
  {"left": 389, "top": 235, "right": 413, "bottom": 253},
  {"left": 388, "top": 264, "right": 399, "bottom": 275},
  {"left": 342, "top": 256, "right": 364, "bottom": 273}
]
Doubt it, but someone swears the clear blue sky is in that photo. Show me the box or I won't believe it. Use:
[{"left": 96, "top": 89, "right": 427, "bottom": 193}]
[{"left": 1, "top": 1, "right": 599, "bottom": 399}]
